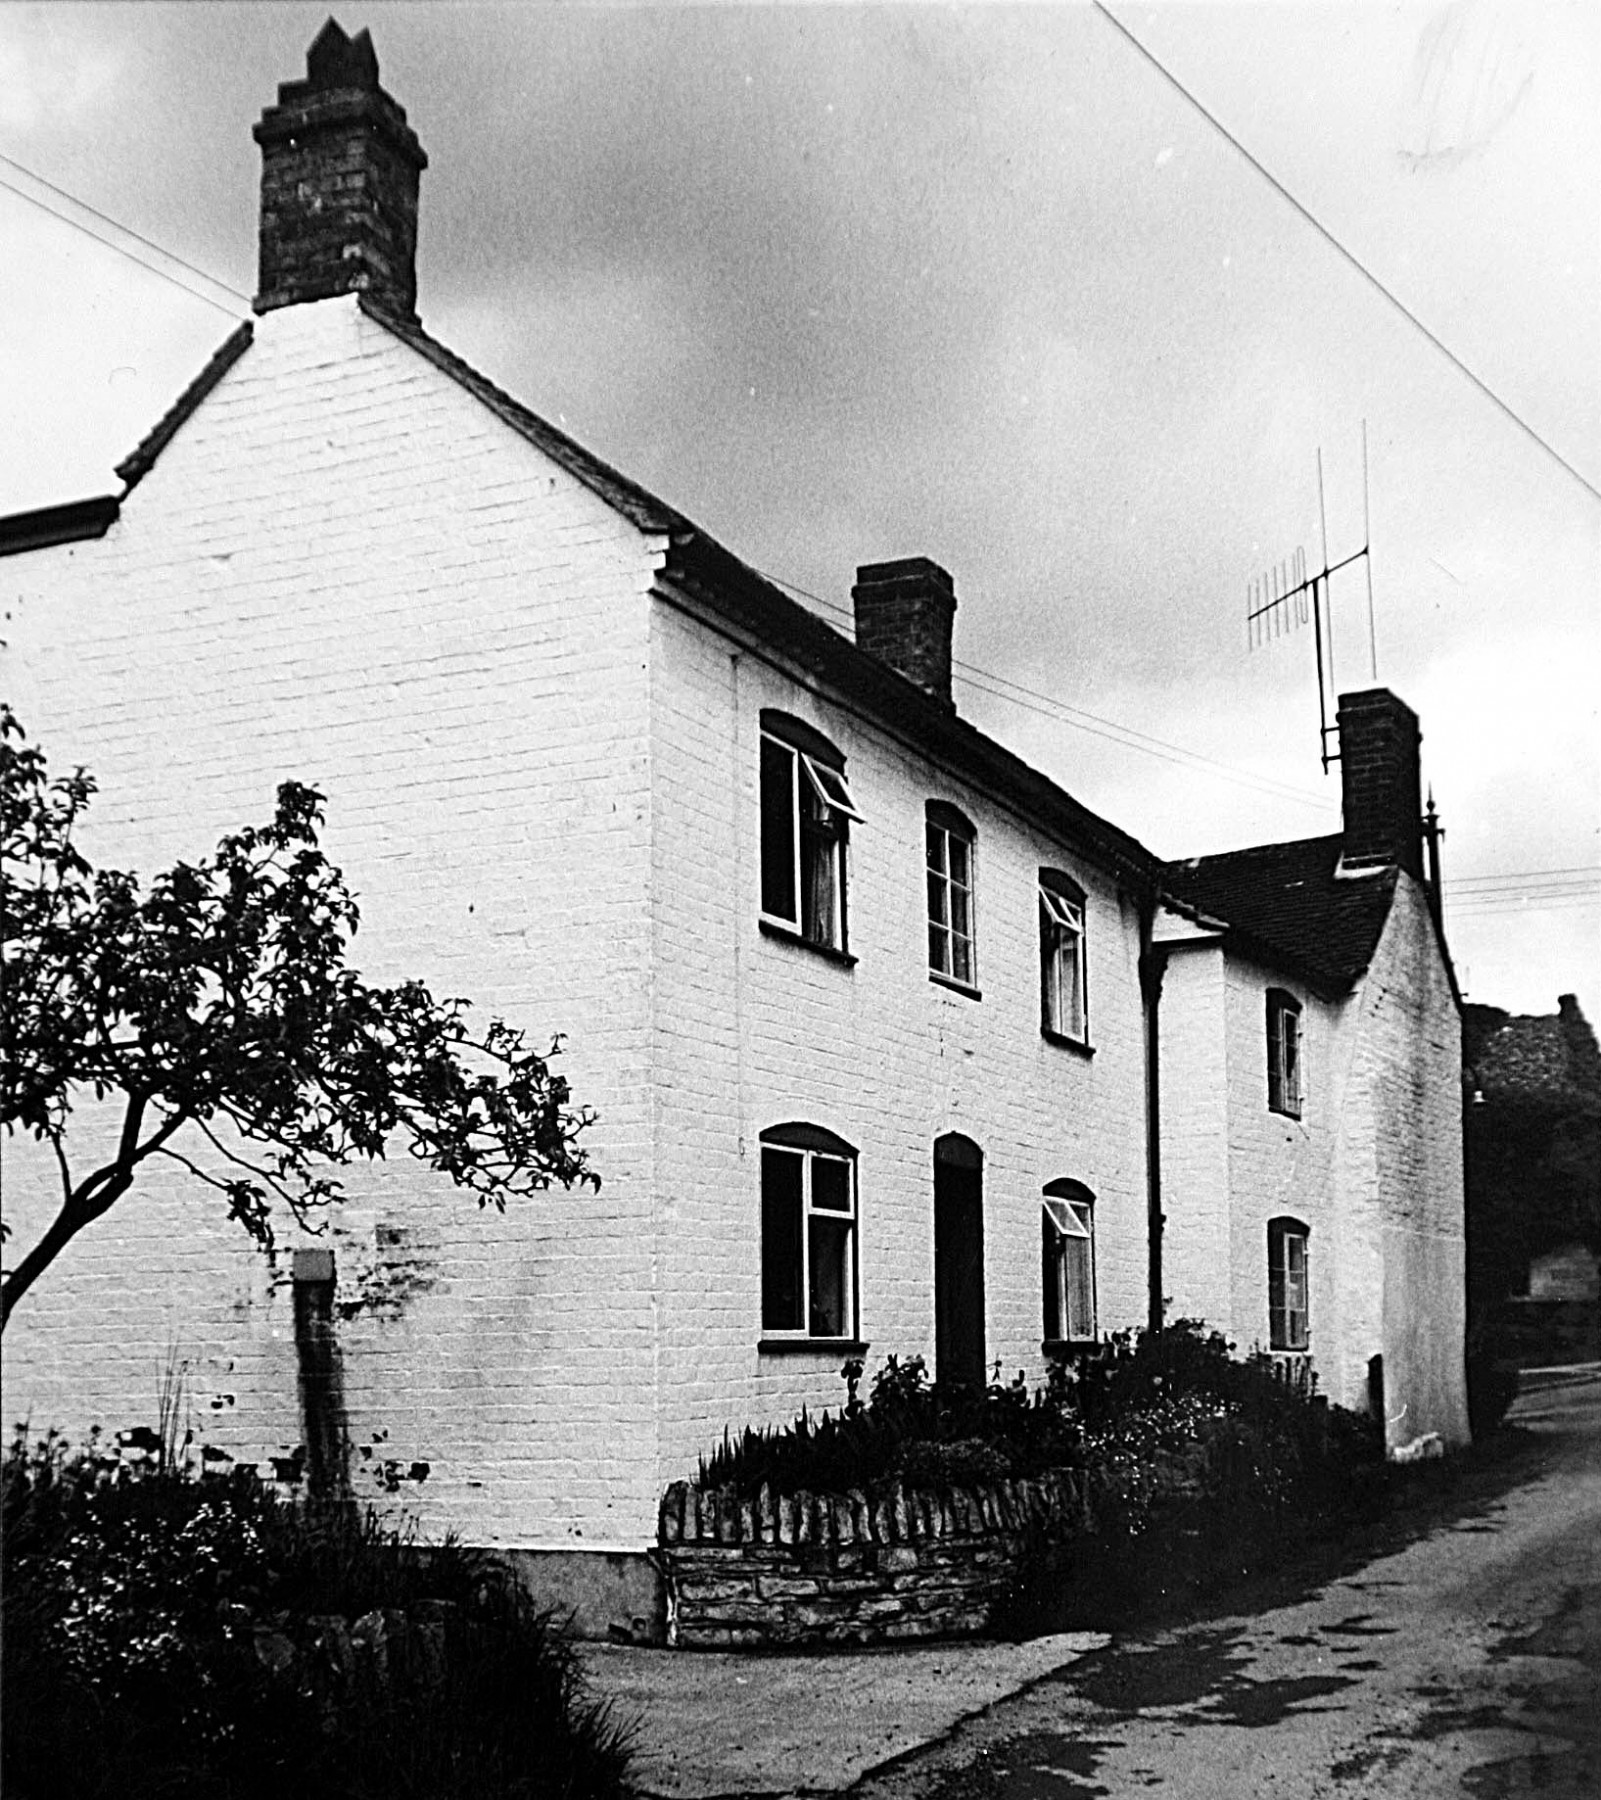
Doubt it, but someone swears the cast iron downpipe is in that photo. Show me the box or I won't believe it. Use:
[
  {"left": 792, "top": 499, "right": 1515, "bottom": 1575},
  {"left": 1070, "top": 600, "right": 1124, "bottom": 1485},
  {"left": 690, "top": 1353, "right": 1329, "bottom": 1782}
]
[{"left": 1139, "top": 898, "right": 1169, "bottom": 1336}]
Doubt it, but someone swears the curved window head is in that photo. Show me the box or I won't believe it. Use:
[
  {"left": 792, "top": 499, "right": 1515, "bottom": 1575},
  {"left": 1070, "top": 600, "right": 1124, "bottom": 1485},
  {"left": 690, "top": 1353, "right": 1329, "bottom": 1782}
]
[
  {"left": 760, "top": 712, "right": 860, "bottom": 953},
  {"left": 760, "top": 1123, "right": 858, "bottom": 1341},
  {"left": 1267, "top": 1216, "right": 1310, "bottom": 1350},
  {"left": 1267, "top": 989, "right": 1303, "bottom": 1117},
  {"left": 1039, "top": 870, "right": 1087, "bottom": 1043},
  {"left": 926, "top": 801, "right": 977, "bottom": 988},
  {"left": 1042, "top": 1179, "right": 1095, "bottom": 1343}
]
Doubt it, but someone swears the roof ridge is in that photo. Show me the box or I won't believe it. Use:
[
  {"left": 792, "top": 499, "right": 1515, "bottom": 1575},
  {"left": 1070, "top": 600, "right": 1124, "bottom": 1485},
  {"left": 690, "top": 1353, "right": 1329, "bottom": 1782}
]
[{"left": 358, "top": 299, "right": 681, "bottom": 536}]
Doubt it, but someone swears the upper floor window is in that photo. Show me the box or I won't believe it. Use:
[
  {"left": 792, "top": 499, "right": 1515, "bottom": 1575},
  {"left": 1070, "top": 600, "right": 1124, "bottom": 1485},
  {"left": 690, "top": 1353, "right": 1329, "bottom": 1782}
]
[
  {"left": 760, "top": 1123, "right": 858, "bottom": 1341},
  {"left": 1042, "top": 1180, "right": 1095, "bottom": 1344},
  {"left": 1039, "top": 870, "right": 1088, "bottom": 1042},
  {"left": 1267, "top": 989, "right": 1303, "bottom": 1117},
  {"left": 760, "top": 712, "right": 861, "bottom": 954},
  {"left": 926, "top": 801, "right": 976, "bottom": 989},
  {"left": 1267, "top": 1216, "right": 1310, "bottom": 1351}
]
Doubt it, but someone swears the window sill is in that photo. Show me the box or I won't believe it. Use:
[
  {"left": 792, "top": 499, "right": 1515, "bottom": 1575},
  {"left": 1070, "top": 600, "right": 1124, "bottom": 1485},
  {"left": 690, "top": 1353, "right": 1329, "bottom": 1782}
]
[
  {"left": 759, "top": 918, "right": 858, "bottom": 967},
  {"left": 1042, "top": 1338, "right": 1099, "bottom": 1357},
  {"left": 1041, "top": 1027, "right": 1094, "bottom": 1058},
  {"left": 929, "top": 971, "right": 982, "bottom": 1001},
  {"left": 1268, "top": 1105, "right": 1304, "bottom": 1121},
  {"left": 758, "top": 1337, "right": 869, "bottom": 1357}
]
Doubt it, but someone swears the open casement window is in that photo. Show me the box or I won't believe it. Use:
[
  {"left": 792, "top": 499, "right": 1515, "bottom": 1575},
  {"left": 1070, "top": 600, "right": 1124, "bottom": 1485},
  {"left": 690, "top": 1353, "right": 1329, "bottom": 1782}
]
[
  {"left": 759, "top": 712, "right": 861, "bottom": 953},
  {"left": 760, "top": 1124, "right": 858, "bottom": 1341},
  {"left": 1039, "top": 871, "right": 1088, "bottom": 1042},
  {"left": 1267, "top": 989, "right": 1303, "bottom": 1116},
  {"left": 926, "top": 801, "right": 977, "bottom": 987},
  {"left": 1042, "top": 1180, "right": 1096, "bottom": 1344},
  {"left": 1267, "top": 1217, "right": 1310, "bottom": 1351}
]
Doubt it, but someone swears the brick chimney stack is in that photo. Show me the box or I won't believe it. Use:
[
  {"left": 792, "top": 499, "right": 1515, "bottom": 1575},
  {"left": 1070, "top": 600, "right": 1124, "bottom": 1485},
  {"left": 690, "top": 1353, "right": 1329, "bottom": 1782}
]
[
  {"left": 253, "top": 19, "right": 427, "bottom": 322},
  {"left": 852, "top": 558, "right": 958, "bottom": 708},
  {"left": 1337, "top": 688, "right": 1425, "bottom": 878}
]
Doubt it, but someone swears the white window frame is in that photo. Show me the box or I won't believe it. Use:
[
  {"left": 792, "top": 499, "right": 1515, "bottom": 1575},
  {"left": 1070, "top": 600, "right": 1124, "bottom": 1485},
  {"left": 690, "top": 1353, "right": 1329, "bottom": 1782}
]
[
  {"left": 1267, "top": 989, "right": 1303, "bottom": 1117},
  {"left": 759, "top": 728, "right": 861, "bottom": 952},
  {"left": 1040, "top": 881, "right": 1087, "bottom": 1041},
  {"left": 760, "top": 1134, "right": 859, "bottom": 1341},
  {"left": 926, "top": 809, "right": 976, "bottom": 987},
  {"left": 1042, "top": 1189, "right": 1096, "bottom": 1343},
  {"left": 1268, "top": 1218, "right": 1310, "bottom": 1351}
]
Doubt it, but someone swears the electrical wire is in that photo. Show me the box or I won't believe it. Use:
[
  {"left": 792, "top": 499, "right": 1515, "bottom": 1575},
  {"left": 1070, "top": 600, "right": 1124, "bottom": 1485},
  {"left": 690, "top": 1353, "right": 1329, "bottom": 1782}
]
[
  {"left": 1092, "top": 3, "right": 1600, "bottom": 506},
  {"left": 0, "top": 154, "right": 249, "bottom": 317},
  {"left": 763, "top": 566, "right": 1338, "bottom": 811}
]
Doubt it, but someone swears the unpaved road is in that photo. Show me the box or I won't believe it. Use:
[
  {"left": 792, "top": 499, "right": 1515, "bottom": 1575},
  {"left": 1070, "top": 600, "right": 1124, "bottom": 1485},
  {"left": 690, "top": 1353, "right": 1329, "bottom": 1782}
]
[{"left": 850, "top": 1375, "right": 1601, "bottom": 1799}]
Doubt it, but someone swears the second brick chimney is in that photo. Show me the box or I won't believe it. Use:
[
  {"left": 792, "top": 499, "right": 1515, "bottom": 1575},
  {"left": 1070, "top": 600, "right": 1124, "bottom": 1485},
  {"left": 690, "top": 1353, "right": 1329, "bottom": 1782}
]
[
  {"left": 852, "top": 558, "right": 958, "bottom": 708},
  {"left": 253, "top": 19, "right": 428, "bottom": 322},
  {"left": 1338, "top": 688, "right": 1425, "bottom": 878}
]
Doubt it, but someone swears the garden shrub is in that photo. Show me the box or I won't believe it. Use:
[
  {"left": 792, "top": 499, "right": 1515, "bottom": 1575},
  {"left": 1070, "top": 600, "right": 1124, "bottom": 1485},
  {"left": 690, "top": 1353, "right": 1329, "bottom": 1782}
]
[
  {"left": 1, "top": 1428, "right": 632, "bottom": 1800},
  {"left": 690, "top": 1324, "right": 1390, "bottom": 1635},
  {"left": 695, "top": 1353, "right": 1085, "bottom": 1498}
]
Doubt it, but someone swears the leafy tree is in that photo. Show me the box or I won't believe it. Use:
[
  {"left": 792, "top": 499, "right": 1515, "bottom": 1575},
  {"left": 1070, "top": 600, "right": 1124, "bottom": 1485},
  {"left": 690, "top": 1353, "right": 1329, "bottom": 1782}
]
[{"left": 1, "top": 708, "right": 597, "bottom": 1331}]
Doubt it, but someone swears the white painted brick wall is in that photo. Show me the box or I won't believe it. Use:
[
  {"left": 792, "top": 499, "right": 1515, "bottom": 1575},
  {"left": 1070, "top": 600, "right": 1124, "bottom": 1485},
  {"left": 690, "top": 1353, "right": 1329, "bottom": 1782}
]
[
  {"left": 1353, "top": 877, "right": 1469, "bottom": 1446},
  {"left": 1155, "top": 940, "right": 1232, "bottom": 1331},
  {"left": 3, "top": 297, "right": 666, "bottom": 1548},
  {"left": 1156, "top": 878, "right": 1466, "bottom": 1440},
  {"left": 643, "top": 603, "right": 1152, "bottom": 1479}
]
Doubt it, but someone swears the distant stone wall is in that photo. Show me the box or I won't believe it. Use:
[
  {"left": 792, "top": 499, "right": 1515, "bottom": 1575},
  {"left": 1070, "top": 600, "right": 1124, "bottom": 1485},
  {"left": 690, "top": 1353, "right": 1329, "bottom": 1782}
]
[{"left": 655, "top": 1474, "right": 1089, "bottom": 1648}]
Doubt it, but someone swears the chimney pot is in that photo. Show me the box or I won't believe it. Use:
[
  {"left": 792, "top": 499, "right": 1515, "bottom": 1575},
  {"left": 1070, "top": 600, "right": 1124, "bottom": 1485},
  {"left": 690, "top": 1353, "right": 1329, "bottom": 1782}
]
[
  {"left": 852, "top": 557, "right": 958, "bottom": 708},
  {"left": 253, "top": 19, "right": 427, "bottom": 321}
]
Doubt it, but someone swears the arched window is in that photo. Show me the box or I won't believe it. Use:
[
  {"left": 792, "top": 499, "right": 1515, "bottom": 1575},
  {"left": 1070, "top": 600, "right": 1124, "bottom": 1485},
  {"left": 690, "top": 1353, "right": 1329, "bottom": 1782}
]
[
  {"left": 1039, "top": 869, "right": 1088, "bottom": 1043},
  {"left": 759, "top": 1123, "right": 858, "bottom": 1341},
  {"left": 1267, "top": 1216, "right": 1310, "bottom": 1350},
  {"left": 926, "top": 800, "right": 977, "bottom": 989},
  {"left": 1266, "top": 989, "right": 1303, "bottom": 1117},
  {"left": 760, "top": 711, "right": 861, "bottom": 954},
  {"left": 1042, "top": 1179, "right": 1095, "bottom": 1343}
]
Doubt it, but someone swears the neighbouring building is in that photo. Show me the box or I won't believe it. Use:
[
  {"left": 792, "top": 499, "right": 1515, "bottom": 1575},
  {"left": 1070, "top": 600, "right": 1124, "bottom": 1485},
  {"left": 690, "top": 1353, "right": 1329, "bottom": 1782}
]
[
  {"left": 1463, "top": 995, "right": 1601, "bottom": 1366},
  {"left": 0, "top": 22, "right": 1470, "bottom": 1637}
]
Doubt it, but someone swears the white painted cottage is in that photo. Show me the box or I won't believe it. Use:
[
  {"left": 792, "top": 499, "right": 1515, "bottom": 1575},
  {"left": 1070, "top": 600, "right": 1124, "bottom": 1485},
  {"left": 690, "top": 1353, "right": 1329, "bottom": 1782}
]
[{"left": 1, "top": 24, "right": 1467, "bottom": 1636}]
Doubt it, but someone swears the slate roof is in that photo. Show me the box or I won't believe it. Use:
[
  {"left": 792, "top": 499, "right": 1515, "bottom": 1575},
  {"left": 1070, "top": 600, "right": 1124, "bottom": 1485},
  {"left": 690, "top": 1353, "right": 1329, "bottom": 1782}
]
[{"left": 1163, "top": 833, "right": 1399, "bottom": 999}]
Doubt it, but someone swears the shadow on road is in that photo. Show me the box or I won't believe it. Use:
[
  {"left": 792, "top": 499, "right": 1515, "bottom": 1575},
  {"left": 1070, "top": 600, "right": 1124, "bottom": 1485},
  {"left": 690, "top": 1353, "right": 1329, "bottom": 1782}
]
[{"left": 1003, "top": 1420, "right": 1558, "bottom": 1643}]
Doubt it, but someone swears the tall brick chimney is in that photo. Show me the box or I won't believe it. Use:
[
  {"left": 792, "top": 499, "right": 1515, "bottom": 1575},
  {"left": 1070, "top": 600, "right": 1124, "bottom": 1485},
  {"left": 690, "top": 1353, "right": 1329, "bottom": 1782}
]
[
  {"left": 852, "top": 558, "right": 958, "bottom": 708},
  {"left": 1337, "top": 688, "right": 1424, "bottom": 877},
  {"left": 253, "top": 19, "right": 427, "bottom": 322}
]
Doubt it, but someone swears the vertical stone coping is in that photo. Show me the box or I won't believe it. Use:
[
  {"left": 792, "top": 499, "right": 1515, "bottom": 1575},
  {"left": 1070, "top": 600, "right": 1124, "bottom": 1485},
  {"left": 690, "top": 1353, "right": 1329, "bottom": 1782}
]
[{"left": 655, "top": 1474, "right": 1088, "bottom": 1649}]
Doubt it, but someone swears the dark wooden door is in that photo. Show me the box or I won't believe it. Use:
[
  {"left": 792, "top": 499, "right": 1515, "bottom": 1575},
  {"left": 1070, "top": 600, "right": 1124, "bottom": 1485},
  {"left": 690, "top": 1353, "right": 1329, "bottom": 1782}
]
[{"left": 934, "top": 1135, "right": 985, "bottom": 1389}]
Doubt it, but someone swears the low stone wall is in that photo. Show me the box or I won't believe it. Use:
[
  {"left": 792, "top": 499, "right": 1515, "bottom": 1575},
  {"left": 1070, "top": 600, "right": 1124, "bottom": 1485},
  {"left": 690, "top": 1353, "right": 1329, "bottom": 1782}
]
[{"left": 655, "top": 1474, "right": 1089, "bottom": 1649}]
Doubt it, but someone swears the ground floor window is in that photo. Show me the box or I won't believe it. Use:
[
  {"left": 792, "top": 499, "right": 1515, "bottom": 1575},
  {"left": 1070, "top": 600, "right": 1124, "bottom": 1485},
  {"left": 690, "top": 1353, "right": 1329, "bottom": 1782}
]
[
  {"left": 1268, "top": 1216, "right": 1310, "bottom": 1350},
  {"left": 1042, "top": 1179, "right": 1095, "bottom": 1343},
  {"left": 760, "top": 1123, "right": 857, "bottom": 1339}
]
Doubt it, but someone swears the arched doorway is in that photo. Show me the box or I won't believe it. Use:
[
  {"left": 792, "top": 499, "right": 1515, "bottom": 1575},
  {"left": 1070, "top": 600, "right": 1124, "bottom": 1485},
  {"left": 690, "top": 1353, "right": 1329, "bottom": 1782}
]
[{"left": 933, "top": 1133, "right": 985, "bottom": 1388}]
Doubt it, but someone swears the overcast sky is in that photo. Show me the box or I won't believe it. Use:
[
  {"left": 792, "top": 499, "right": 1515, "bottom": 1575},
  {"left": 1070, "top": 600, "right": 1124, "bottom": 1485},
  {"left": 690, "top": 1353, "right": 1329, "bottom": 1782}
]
[{"left": 2, "top": 1, "right": 1596, "bottom": 1023}]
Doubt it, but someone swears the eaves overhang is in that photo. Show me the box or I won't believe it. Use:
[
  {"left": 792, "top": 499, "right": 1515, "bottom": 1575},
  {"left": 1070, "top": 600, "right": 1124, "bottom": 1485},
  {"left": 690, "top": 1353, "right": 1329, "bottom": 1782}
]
[
  {"left": 0, "top": 494, "right": 122, "bottom": 559},
  {"left": 662, "top": 529, "right": 1166, "bottom": 894}
]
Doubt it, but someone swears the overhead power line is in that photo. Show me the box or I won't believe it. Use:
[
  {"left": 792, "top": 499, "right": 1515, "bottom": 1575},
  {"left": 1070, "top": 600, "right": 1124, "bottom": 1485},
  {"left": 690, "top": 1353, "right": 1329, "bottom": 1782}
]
[
  {"left": 1092, "top": 2, "right": 1600, "bottom": 506},
  {"left": 763, "top": 566, "right": 1336, "bottom": 812},
  {"left": 0, "top": 152, "right": 249, "bottom": 317}
]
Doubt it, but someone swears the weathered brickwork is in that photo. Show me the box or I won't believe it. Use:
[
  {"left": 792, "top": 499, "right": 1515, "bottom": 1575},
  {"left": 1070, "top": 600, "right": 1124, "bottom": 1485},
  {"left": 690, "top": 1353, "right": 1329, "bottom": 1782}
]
[
  {"left": 656, "top": 1474, "right": 1087, "bottom": 1647},
  {"left": 644, "top": 600, "right": 1153, "bottom": 1480},
  {"left": 3, "top": 296, "right": 667, "bottom": 1553},
  {"left": 1350, "top": 878, "right": 1469, "bottom": 1447},
  {"left": 1155, "top": 877, "right": 1467, "bottom": 1444}
]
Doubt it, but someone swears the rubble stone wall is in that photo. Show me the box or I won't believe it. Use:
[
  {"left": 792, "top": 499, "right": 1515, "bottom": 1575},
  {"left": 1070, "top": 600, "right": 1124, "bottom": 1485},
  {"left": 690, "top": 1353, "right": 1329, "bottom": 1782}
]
[{"left": 655, "top": 1474, "right": 1088, "bottom": 1648}]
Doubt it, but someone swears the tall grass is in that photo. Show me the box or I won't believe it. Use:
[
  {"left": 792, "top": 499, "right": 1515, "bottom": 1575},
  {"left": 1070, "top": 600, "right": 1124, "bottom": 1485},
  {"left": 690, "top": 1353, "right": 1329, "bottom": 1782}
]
[{"left": 1, "top": 1429, "right": 633, "bottom": 1800}]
